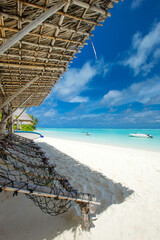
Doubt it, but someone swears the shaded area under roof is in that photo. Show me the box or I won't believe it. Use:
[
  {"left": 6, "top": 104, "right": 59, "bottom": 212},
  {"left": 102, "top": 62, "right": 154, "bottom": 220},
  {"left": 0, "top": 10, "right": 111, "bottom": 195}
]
[{"left": 0, "top": 0, "right": 120, "bottom": 108}]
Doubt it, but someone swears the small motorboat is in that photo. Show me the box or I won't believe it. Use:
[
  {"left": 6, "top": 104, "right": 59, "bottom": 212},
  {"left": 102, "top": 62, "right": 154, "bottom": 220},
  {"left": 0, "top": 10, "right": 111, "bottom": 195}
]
[{"left": 129, "top": 133, "right": 153, "bottom": 138}]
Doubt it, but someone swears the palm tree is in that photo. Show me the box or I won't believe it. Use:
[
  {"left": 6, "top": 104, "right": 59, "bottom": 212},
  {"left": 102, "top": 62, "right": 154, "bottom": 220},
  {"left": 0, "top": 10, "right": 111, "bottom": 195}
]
[{"left": 28, "top": 114, "right": 39, "bottom": 129}]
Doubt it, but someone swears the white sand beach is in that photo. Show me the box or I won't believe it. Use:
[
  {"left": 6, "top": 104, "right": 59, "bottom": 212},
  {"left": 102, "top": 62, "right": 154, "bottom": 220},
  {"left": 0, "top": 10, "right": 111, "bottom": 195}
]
[{"left": 0, "top": 136, "right": 160, "bottom": 240}]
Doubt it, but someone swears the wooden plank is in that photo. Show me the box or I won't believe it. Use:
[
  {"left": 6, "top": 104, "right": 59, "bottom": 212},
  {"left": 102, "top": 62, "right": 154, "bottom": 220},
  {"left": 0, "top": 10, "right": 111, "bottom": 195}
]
[{"left": 0, "top": 63, "right": 65, "bottom": 71}]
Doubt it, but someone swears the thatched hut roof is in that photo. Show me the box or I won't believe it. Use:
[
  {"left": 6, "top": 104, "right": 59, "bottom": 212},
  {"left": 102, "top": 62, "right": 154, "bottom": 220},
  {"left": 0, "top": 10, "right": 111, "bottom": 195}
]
[
  {"left": 13, "top": 108, "right": 33, "bottom": 122},
  {"left": 0, "top": 0, "right": 120, "bottom": 108}
]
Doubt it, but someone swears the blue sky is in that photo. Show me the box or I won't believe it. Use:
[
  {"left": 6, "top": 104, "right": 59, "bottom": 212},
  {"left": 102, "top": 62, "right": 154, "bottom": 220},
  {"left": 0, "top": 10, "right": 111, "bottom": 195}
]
[{"left": 27, "top": 0, "right": 160, "bottom": 128}]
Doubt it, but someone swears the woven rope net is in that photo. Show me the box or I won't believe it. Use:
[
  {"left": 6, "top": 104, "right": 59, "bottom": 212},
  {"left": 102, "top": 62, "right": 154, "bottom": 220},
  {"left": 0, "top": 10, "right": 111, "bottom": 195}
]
[{"left": 0, "top": 134, "right": 97, "bottom": 229}]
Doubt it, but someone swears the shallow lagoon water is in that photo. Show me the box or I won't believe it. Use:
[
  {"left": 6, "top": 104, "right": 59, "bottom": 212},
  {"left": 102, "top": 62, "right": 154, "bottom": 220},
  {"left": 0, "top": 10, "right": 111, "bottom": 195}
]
[{"left": 37, "top": 128, "right": 160, "bottom": 152}]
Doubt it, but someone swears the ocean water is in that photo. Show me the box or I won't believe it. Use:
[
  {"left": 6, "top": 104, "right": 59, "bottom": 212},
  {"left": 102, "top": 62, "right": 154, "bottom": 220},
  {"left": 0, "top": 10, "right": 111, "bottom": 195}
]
[{"left": 37, "top": 128, "right": 160, "bottom": 152}]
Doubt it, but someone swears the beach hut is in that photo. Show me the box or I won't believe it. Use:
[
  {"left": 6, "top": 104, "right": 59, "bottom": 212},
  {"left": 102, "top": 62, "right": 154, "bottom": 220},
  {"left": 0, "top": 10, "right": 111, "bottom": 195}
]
[
  {"left": 0, "top": 0, "right": 120, "bottom": 230},
  {"left": 13, "top": 108, "right": 33, "bottom": 130}
]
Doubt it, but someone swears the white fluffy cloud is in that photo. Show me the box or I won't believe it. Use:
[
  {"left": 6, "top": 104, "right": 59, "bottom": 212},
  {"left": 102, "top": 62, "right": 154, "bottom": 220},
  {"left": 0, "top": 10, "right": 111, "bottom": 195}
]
[
  {"left": 52, "top": 59, "right": 108, "bottom": 103},
  {"left": 131, "top": 0, "right": 146, "bottom": 9},
  {"left": 50, "top": 109, "right": 160, "bottom": 127},
  {"left": 53, "top": 62, "right": 96, "bottom": 103},
  {"left": 101, "top": 77, "right": 160, "bottom": 107},
  {"left": 123, "top": 22, "right": 160, "bottom": 76},
  {"left": 44, "top": 109, "right": 56, "bottom": 117}
]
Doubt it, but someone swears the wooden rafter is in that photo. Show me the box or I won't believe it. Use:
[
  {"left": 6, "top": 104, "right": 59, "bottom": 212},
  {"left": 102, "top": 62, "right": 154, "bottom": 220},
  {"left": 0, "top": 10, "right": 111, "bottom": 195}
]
[
  {"left": 0, "top": 1, "right": 66, "bottom": 55},
  {"left": 0, "top": 12, "right": 92, "bottom": 37},
  {"left": 0, "top": 62, "right": 65, "bottom": 71},
  {"left": 0, "top": 0, "right": 120, "bottom": 108},
  {"left": 0, "top": 26, "right": 86, "bottom": 45},
  {"left": 11, "top": 0, "right": 104, "bottom": 26}
]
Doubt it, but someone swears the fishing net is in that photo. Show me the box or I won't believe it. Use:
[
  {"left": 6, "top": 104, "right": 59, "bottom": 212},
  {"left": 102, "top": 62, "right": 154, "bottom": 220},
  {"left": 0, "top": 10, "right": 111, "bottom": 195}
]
[{"left": 0, "top": 134, "right": 97, "bottom": 229}]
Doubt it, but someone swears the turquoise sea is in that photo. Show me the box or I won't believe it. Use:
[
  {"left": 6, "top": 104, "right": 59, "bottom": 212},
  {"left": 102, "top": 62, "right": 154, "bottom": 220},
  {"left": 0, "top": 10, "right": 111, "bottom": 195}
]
[{"left": 37, "top": 128, "right": 160, "bottom": 152}]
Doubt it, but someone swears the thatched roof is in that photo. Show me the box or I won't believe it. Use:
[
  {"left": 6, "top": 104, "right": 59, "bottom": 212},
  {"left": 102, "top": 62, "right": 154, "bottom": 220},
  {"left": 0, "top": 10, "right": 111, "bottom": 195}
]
[
  {"left": 13, "top": 108, "right": 33, "bottom": 122},
  {"left": 0, "top": 0, "right": 119, "bottom": 108}
]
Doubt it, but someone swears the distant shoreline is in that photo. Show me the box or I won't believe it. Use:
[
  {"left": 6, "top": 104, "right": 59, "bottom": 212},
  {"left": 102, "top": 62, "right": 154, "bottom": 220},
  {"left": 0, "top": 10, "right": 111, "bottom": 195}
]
[{"left": 36, "top": 128, "right": 160, "bottom": 152}]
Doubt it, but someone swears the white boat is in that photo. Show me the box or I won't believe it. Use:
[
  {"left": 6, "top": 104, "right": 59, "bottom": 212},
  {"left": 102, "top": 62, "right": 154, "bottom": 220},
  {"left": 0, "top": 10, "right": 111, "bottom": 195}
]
[
  {"left": 86, "top": 132, "right": 90, "bottom": 136},
  {"left": 129, "top": 133, "right": 153, "bottom": 138}
]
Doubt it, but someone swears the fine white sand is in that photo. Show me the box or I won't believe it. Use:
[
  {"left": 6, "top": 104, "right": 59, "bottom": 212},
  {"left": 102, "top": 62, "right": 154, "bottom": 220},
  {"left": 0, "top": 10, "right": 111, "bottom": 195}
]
[{"left": 0, "top": 136, "right": 160, "bottom": 240}]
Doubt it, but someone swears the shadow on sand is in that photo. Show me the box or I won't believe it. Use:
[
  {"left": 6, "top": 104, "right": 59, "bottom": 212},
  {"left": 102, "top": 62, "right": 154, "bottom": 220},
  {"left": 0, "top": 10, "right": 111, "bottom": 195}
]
[{"left": 0, "top": 142, "right": 134, "bottom": 240}]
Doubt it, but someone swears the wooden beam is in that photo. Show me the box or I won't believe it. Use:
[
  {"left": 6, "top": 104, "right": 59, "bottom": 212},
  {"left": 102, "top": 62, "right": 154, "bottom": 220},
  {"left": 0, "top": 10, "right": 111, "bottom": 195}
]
[
  {"left": 0, "top": 77, "right": 38, "bottom": 109},
  {"left": 0, "top": 1, "right": 66, "bottom": 55},
  {"left": 0, "top": 82, "right": 5, "bottom": 95},
  {"left": 72, "top": 0, "right": 109, "bottom": 15},
  {"left": 0, "top": 62, "right": 65, "bottom": 71},
  {"left": 0, "top": 26, "right": 85, "bottom": 45},
  {"left": 0, "top": 37, "right": 79, "bottom": 53},
  {"left": 7, "top": 105, "right": 14, "bottom": 134},
  {"left": 4, "top": 85, "right": 53, "bottom": 89},
  {"left": 11, "top": 0, "right": 102, "bottom": 26},
  {"left": 0, "top": 12, "right": 91, "bottom": 37},
  {"left": 6, "top": 47, "right": 74, "bottom": 58},
  {"left": 0, "top": 74, "right": 58, "bottom": 79},
  {"left": 0, "top": 179, "right": 100, "bottom": 205},
  {"left": 112, "top": 0, "right": 120, "bottom": 3},
  {"left": 45, "top": 0, "right": 71, "bottom": 64},
  {"left": 0, "top": 58, "right": 67, "bottom": 67},
  {"left": 1, "top": 54, "right": 71, "bottom": 63},
  {"left": 0, "top": 104, "right": 8, "bottom": 134},
  {"left": 1, "top": 79, "right": 57, "bottom": 84},
  {"left": 21, "top": 40, "right": 79, "bottom": 52}
]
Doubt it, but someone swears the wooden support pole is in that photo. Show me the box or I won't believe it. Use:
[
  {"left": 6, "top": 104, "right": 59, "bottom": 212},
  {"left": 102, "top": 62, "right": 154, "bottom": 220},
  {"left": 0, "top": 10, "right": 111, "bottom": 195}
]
[
  {"left": 2, "top": 95, "right": 33, "bottom": 122},
  {"left": 0, "top": 81, "right": 5, "bottom": 95},
  {"left": 7, "top": 105, "right": 14, "bottom": 134},
  {"left": 0, "top": 104, "right": 8, "bottom": 135},
  {"left": 0, "top": 78, "right": 38, "bottom": 110},
  {"left": 0, "top": 1, "right": 66, "bottom": 55},
  {"left": 0, "top": 179, "right": 100, "bottom": 205}
]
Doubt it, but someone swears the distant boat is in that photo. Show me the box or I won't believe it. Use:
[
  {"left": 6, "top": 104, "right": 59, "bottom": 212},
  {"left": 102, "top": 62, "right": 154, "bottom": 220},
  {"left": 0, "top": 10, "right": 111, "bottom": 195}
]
[
  {"left": 86, "top": 132, "right": 90, "bottom": 136},
  {"left": 129, "top": 133, "right": 153, "bottom": 138}
]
